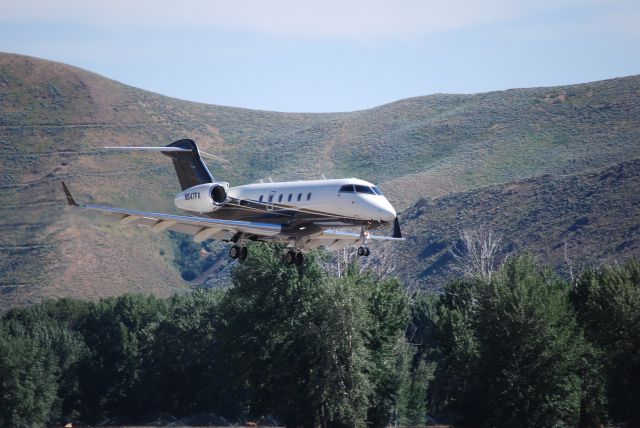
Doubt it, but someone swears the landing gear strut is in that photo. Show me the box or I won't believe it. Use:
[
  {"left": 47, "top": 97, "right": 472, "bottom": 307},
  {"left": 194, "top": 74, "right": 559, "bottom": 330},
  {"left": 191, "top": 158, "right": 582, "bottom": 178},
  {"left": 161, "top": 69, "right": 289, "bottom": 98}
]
[
  {"left": 285, "top": 250, "right": 305, "bottom": 266},
  {"left": 357, "top": 224, "right": 371, "bottom": 257},
  {"left": 229, "top": 245, "right": 248, "bottom": 262}
]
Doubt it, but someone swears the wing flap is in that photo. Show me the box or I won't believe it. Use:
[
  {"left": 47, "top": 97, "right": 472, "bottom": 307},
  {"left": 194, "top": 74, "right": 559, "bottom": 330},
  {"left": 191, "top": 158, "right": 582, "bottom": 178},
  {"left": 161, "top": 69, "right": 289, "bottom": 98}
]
[
  {"left": 168, "top": 223, "right": 203, "bottom": 236},
  {"left": 76, "top": 203, "right": 281, "bottom": 238},
  {"left": 151, "top": 220, "right": 178, "bottom": 233}
]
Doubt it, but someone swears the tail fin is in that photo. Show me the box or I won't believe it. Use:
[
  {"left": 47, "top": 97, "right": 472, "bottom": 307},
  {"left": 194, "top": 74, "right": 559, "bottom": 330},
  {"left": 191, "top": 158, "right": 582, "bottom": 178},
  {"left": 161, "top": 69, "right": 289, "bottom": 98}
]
[
  {"left": 162, "top": 139, "right": 214, "bottom": 190},
  {"left": 104, "top": 139, "right": 215, "bottom": 190}
]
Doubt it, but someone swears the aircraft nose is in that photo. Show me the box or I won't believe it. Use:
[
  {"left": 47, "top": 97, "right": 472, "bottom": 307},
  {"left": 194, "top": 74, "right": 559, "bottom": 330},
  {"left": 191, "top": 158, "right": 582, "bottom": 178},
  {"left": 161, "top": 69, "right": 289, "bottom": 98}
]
[{"left": 378, "top": 198, "right": 396, "bottom": 222}]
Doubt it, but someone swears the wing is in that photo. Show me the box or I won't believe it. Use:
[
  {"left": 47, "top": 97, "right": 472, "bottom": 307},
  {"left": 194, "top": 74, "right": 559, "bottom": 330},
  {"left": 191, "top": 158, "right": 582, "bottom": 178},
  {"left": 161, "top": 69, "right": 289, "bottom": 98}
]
[
  {"left": 62, "top": 182, "right": 280, "bottom": 242},
  {"left": 296, "top": 229, "right": 404, "bottom": 251},
  {"left": 62, "top": 182, "right": 404, "bottom": 250}
]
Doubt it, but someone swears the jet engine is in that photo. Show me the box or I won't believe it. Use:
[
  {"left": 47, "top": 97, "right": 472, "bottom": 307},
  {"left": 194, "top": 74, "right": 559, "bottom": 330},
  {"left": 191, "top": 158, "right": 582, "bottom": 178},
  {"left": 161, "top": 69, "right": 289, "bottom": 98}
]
[{"left": 174, "top": 182, "right": 229, "bottom": 213}]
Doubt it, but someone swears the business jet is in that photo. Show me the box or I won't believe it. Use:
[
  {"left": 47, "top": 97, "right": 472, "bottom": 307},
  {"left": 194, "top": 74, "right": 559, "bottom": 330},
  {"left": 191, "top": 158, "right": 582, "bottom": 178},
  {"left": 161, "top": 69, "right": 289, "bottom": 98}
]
[{"left": 62, "top": 139, "right": 403, "bottom": 266}]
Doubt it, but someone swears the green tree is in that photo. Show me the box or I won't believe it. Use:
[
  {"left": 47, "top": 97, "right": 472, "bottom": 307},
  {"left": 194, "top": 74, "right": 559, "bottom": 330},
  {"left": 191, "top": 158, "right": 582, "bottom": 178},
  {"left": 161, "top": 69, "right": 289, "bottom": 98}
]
[
  {"left": 311, "top": 276, "right": 372, "bottom": 428},
  {"left": 401, "top": 292, "right": 440, "bottom": 424},
  {"left": 360, "top": 275, "right": 409, "bottom": 428},
  {"left": 433, "top": 256, "right": 589, "bottom": 427},
  {"left": 220, "top": 244, "right": 327, "bottom": 427},
  {"left": 397, "top": 350, "right": 435, "bottom": 426},
  {"left": 220, "top": 244, "right": 407, "bottom": 427},
  {"left": 1, "top": 299, "right": 91, "bottom": 424},
  {"left": 432, "top": 278, "right": 480, "bottom": 421},
  {"left": 473, "top": 256, "right": 585, "bottom": 427},
  {"left": 76, "top": 294, "right": 168, "bottom": 423},
  {"left": 572, "top": 260, "right": 640, "bottom": 425},
  {"left": 0, "top": 323, "right": 58, "bottom": 427},
  {"left": 145, "top": 288, "right": 240, "bottom": 418}
]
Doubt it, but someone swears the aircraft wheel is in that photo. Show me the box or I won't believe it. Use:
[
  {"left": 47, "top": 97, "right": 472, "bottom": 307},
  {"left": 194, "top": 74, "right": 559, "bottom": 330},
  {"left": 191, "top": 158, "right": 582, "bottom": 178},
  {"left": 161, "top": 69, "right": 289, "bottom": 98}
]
[
  {"left": 295, "top": 252, "right": 305, "bottom": 266},
  {"left": 357, "top": 246, "right": 365, "bottom": 256},
  {"left": 364, "top": 247, "right": 370, "bottom": 257},
  {"left": 229, "top": 245, "right": 240, "bottom": 259},
  {"left": 285, "top": 250, "right": 296, "bottom": 265},
  {"left": 239, "top": 246, "right": 248, "bottom": 262}
]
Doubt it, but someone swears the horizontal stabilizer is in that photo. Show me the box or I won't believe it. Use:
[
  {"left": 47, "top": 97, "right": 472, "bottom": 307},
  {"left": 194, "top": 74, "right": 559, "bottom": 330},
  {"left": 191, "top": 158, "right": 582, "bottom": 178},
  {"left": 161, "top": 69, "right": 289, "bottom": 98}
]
[
  {"left": 198, "top": 151, "right": 230, "bottom": 163},
  {"left": 104, "top": 140, "right": 229, "bottom": 190},
  {"left": 104, "top": 146, "right": 228, "bottom": 162},
  {"left": 104, "top": 146, "right": 191, "bottom": 152}
]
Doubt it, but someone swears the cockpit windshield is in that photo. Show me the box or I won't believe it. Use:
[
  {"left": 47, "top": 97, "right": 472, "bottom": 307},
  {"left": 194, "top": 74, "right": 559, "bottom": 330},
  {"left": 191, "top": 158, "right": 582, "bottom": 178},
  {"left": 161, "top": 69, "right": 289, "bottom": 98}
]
[
  {"left": 339, "top": 184, "right": 382, "bottom": 195},
  {"left": 354, "top": 185, "right": 375, "bottom": 194}
]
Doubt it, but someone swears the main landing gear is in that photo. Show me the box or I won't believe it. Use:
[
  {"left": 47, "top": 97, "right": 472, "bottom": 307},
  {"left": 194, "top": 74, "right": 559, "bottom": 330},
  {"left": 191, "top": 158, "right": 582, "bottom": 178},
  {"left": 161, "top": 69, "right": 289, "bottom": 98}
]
[
  {"left": 229, "top": 245, "right": 248, "bottom": 262},
  {"left": 285, "top": 250, "right": 305, "bottom": 266}
]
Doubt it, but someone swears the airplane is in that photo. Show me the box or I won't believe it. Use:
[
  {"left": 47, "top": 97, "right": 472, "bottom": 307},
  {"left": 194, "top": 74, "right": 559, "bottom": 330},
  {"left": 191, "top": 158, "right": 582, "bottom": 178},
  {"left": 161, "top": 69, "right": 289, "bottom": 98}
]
[{"left": 61, "top": 139, "right": 403, "bottom": 266}]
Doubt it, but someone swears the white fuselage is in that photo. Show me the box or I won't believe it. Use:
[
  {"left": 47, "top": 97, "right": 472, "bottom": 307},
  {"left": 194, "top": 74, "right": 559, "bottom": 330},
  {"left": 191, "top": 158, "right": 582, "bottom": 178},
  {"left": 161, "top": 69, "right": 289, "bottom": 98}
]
[{"left": 227, "top": 178, "right": 396, "bottom": 222}]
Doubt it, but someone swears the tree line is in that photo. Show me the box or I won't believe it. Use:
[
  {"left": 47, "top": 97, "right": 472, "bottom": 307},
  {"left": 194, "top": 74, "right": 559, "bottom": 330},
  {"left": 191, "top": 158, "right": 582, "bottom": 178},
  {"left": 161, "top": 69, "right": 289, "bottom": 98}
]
[{"left": 1, "top": 244, "right": 639, "bottom": 427}]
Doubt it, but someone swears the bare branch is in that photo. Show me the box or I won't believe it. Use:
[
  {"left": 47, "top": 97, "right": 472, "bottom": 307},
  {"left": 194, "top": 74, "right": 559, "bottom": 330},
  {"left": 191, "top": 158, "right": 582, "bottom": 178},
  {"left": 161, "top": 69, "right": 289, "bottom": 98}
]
[
  {"left": 450, "top": 228, "right": 502, "bottom": 281},
  {"left": 318, "top": 243, "right": 398, "bottom": 280},
  {"left": 564, "top": 240, "right": 575, "bottom": 283}
]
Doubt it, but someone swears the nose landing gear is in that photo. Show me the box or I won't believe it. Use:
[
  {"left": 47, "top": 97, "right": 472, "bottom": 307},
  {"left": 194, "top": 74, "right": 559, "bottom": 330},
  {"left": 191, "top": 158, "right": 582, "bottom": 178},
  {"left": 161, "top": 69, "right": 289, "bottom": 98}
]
[
  {"left": 357, "top": 224, "right": 371, "bottom": 257},
  {"left": 357, "top": 246, "right": 370, "bottom": 257}
]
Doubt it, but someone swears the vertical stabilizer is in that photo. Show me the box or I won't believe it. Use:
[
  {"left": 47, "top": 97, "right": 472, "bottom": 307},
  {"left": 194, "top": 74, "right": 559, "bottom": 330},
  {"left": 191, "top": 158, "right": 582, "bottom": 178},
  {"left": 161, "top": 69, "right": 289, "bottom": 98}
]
[{"left": 162, "top": 139, "right": 214, "bottom": 190}]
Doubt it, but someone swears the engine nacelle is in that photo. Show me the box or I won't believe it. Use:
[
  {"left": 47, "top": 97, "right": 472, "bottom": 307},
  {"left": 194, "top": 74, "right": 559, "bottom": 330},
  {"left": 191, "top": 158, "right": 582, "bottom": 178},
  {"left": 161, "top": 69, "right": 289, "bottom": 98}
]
[{"left": 174, "top": 182, "right": 229, "bottom": 213}]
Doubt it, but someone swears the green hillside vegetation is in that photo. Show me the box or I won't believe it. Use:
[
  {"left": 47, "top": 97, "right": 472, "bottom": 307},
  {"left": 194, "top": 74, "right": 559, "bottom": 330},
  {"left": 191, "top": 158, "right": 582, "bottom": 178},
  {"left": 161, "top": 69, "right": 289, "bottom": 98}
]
[
  {"left": 400, "top": 158, "right": 640, "bottom": 287},
  {"left": 1, "top": 246, "right": 639, "bottom": 427},
  {"left": 1, "top": 52, "right": 640, "bottom": 306}
]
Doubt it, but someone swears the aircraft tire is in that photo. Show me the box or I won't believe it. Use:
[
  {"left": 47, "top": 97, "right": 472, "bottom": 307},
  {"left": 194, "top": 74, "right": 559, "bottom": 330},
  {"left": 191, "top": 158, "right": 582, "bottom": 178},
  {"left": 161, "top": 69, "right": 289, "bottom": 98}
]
[
  {"left": 285, "top": 250, "right": 296, "bottom": 265},
  {"left": 357, "top": 246, "right": 365, "bottom": 256},
  {"left": 295, "top": 252, "right": 305, "bottom": 266},
  {"left": 239, "top": 246, "right": 248, "bottom": 261},
  {"left": 364, "top": 247, "right": 370, "bottom": 257},
  {"left": 229, "top": 245, "right": 240, "bottom": 259}
]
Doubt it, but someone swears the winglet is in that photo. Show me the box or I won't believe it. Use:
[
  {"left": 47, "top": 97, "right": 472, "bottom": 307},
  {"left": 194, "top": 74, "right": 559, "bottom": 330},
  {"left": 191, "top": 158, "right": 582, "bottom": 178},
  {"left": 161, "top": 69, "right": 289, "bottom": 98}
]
[
  {"left": 392, "top": 217, "right": 403, "bottom": 239},
  {"left": 61, "top": 182, "right": 78, "bottom": 207}
]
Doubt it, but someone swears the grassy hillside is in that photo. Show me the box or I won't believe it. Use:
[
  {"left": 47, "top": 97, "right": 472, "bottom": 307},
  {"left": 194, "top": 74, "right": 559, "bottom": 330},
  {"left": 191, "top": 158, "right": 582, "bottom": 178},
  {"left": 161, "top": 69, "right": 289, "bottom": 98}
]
[
  {"left": 1, "top": 52, "right": 639, "bottom": 307},
  {"left": 397, "top": 158, "right": 640, "bottom": 288}
]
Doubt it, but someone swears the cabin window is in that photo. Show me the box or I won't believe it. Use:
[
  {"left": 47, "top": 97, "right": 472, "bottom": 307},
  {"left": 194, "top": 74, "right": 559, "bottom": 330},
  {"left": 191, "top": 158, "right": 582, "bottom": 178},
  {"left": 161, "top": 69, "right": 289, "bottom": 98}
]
[
  {"left": 268, "top": 194, "right": 274, "bottom": 203},
  {"left": 355, "top": 184, "right": 375, "bottom": 195},
  {"left": 288, "top": 193, "right": 292, "bottom": 202},
  {"left": 278, "top": 194, "right": 283, "bottom": 203},
  {"left": 307, "top": 192, "right": 312, "bottom": 201},
  {"left": 259, "top": 195, "right": 263, "bottom": 203},
  {"left": 297, "top": 193, "right": 302, "bottom": 201},
  {"left": 339, "top": 184, "right": 355, "bottom": 193},
  {"left": 372, "top": 186, "right": 383, "bottom": 195}
]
